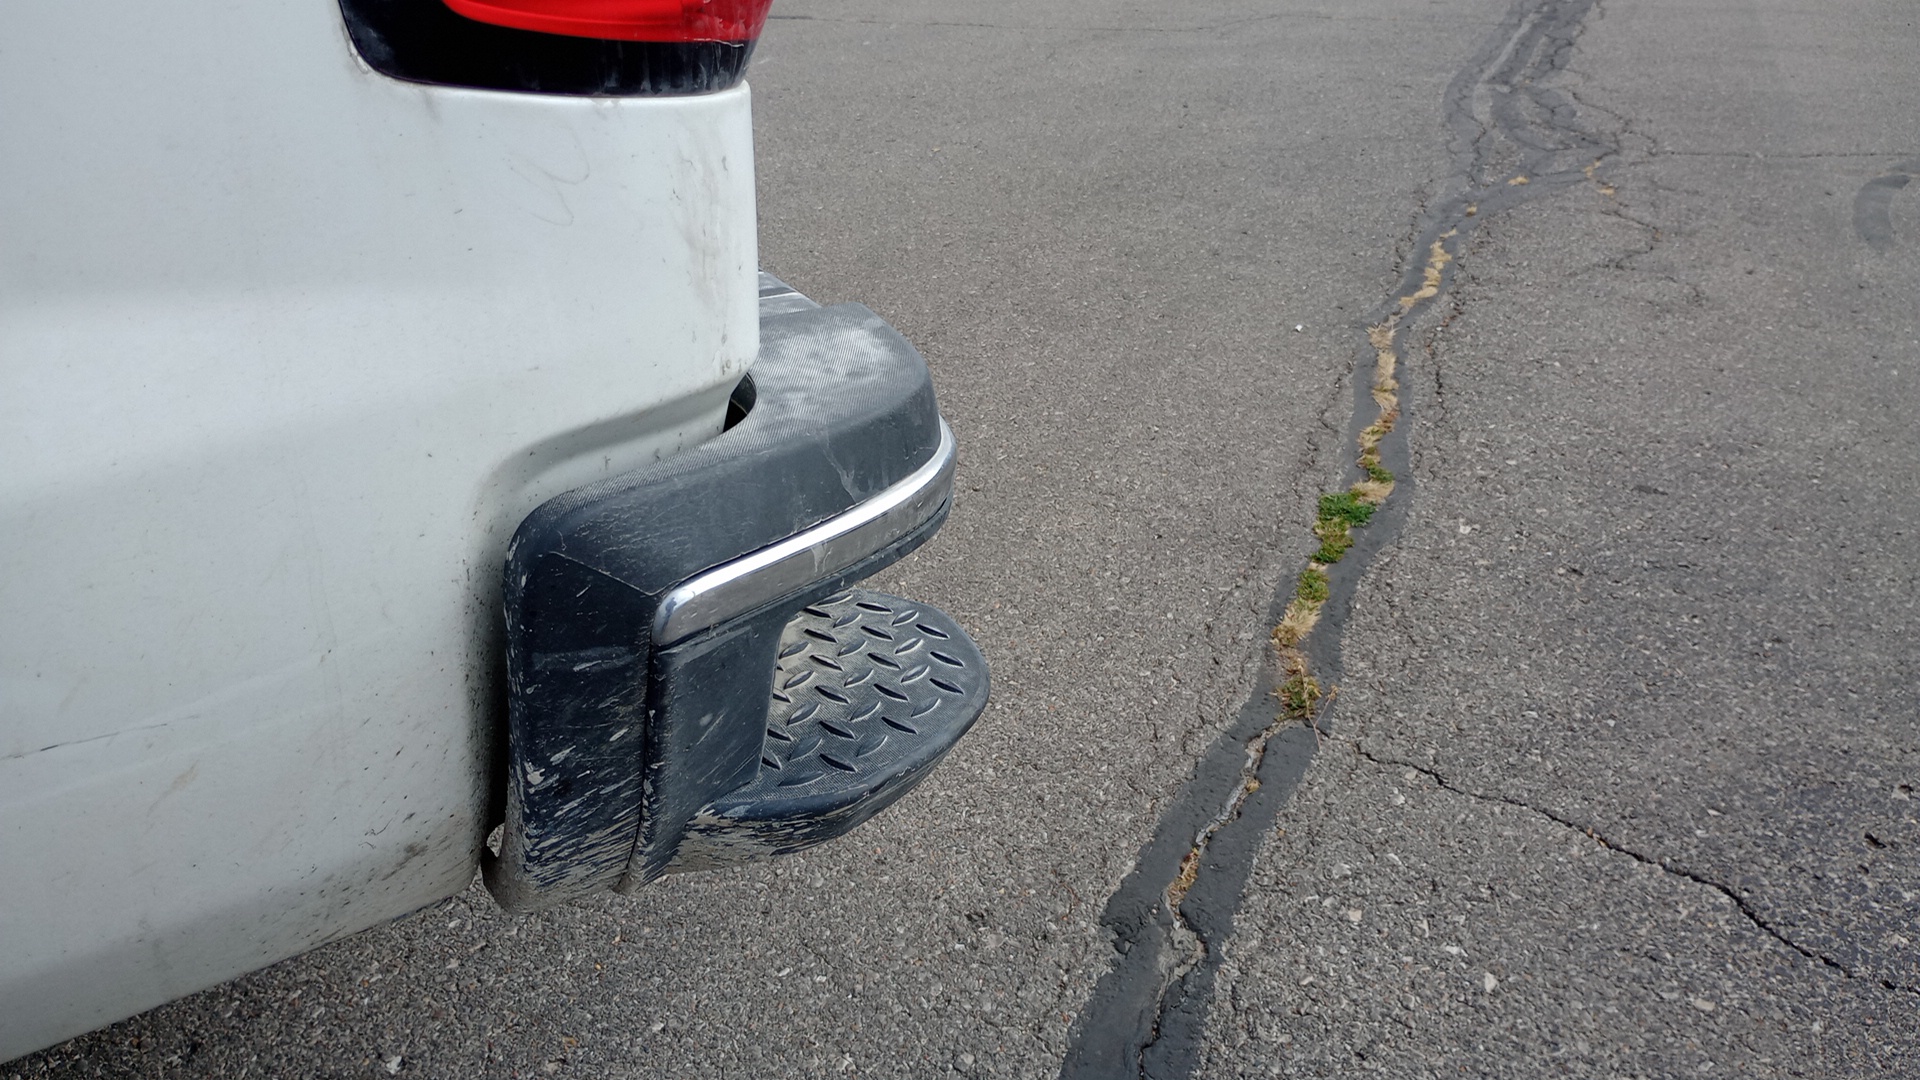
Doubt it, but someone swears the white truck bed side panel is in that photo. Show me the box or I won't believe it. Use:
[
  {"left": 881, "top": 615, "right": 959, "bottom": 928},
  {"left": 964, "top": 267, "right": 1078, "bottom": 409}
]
[{"left": 0, "top": 0, "right": 757, "bottom": 1057}]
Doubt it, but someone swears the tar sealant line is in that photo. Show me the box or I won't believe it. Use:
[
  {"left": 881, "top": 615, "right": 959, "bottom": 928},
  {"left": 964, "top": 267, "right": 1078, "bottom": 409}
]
[
  {"left": 1853, "top": 158, "right": 1920, "bottom": 252},
  {"left": 1059, "top": 1, "right": 1613, "bottom": 1076}
]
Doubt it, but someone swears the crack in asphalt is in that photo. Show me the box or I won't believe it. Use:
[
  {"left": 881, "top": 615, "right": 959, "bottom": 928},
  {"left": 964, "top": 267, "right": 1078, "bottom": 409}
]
[
  {"left": 1060, "top": 1, "right": 1626, "bottom": 1077},
  {"left": 1350, "top": 745, "right": 1920, "bottom": 1001}
]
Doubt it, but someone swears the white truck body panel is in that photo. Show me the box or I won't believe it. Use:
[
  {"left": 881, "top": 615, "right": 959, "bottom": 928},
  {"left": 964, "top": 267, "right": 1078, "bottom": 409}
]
[{"left": 0, "top": 0, "right": 757, "bottom": 1056}]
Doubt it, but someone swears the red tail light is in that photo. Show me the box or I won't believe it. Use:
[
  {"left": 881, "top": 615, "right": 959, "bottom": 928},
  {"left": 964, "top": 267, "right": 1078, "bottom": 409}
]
[
  {"left": 339, "top": 0, "right": 772, "bottom": 96},
  {"left": 441, "top": 0, "right": 773, "bottom": 42}
]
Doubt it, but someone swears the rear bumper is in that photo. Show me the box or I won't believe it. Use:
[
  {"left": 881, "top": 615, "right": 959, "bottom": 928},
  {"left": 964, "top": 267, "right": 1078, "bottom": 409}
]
[{"left": 485, "top": 277, "right": 985, "bottom": 911}]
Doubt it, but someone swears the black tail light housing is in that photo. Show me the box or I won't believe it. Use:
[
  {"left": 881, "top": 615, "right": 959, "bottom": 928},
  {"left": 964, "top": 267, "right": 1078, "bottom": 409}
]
[{"left": 338, "top": 0, "right": 773, "bottom": 96}]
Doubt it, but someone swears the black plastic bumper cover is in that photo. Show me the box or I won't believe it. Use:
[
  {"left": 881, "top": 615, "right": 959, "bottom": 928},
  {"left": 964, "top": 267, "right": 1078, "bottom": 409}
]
[{"left": 484, "top": 295, "right": 981, "bottom": 912}]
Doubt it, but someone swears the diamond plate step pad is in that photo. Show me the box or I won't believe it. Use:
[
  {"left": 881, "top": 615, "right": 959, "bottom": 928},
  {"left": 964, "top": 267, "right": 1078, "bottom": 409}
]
[{"left": 670, "top": 589, "right": 988, "bottom": 871}]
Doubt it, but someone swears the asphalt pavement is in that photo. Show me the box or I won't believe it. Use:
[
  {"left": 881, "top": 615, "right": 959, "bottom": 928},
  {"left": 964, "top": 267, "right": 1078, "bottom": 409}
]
[
  {"left": 1197, "top": 2, "right": 1920, "bottom": 1075},
  {"left": 17, "top": 0, "right": 1918, "bottom": 1077}
]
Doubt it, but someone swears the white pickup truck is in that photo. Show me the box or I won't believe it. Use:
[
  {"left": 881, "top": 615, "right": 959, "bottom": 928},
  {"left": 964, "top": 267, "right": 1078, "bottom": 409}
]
[{"left": 0, "top": 0, "right": 985, "bottom": 1060}]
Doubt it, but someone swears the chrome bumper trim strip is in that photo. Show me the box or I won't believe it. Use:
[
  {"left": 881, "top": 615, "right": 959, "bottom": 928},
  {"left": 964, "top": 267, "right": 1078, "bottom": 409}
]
[{"left": 652, "top": 420, "right": 956, "bottom": 646}]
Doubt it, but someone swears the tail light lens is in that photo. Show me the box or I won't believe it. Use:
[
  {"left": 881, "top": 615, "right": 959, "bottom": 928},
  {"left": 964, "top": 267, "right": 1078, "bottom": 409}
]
[
  {"left": 440, "top": 0, "right": 772, "bottom": 43},
  {"left": 338, "top": 0, "right": 775, "bottom": 96}
]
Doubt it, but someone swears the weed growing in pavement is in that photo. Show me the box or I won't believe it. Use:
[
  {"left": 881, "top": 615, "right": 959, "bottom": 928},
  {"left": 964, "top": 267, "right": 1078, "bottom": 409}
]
[
  {"left": 1278, "top": 667, "right": 1322, "bottom": 719},
  {"left": 1311, "top": 535, "right": 1352, "bottom": 566},
  {"left": 1312, "top": 491, "right": 1378, "bottom": 563},
  {"left": 1271, "top": 598, "right": 1321, "bottom": 649},
  {"left": 1349, "top": 477, "right": 1395, "bottom": 503},
  {"left": 1317, "top": 491, "right": 1377, "bottom": 527},
  {"left": 1296, "top": 568, "right": 1330, "bottom": 605}
]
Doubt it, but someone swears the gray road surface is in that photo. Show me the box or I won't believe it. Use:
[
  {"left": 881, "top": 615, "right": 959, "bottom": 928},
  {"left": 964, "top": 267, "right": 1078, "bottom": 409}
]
[
  {"left": 1200, "top": 2, "right": 1920, "bottom": 1075},
  {"left": 16, "top": 0, "right": 1918, "bottom": 1077}
]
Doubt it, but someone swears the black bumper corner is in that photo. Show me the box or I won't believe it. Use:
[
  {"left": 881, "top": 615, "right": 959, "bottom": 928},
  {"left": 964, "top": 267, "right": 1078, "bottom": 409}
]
[{"left": 483, "top": 278, "right": 987, "bottom": 912}]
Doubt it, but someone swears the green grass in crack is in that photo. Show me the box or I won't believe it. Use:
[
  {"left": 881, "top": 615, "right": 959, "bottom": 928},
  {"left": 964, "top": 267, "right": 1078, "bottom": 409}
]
[
  {"left": 1364, "top": 461, "right": 1395, "bottom": 485},
  {"left": 1296, "top": 568, "right": 1330, "bottom": 605},
  {"left": 1312, "top": 490, "right": 1378, "bottom": 564},
  {"left": 1278, "top": 671, "right": 1323, "bottom": 718},
  {"left": 1312, "top": 534, "right": 1352, "bottom": 565},
  {"left": 1317, "top": 491, "right": 1377, "bottom": 527}
]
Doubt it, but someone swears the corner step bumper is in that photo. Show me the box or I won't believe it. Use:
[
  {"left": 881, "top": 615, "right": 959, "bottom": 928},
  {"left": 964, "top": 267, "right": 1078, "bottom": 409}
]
[
  {"left": 485, "top": 276, "right": 987, "bottom": 912},
  {"left": 672, "top": 589, "right": 986, "bottom": 871}
]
